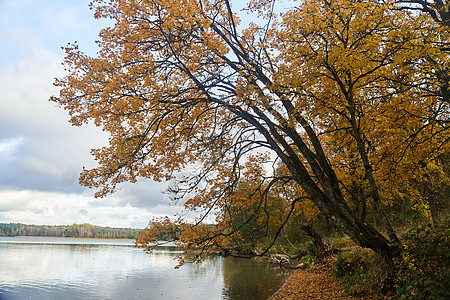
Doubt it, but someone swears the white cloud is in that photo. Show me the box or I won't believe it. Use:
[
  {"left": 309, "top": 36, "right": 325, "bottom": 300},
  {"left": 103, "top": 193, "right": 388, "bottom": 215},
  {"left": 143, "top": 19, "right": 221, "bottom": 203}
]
[
  {"left": 0, "top": 137, "right": 23, "bottom": 155},
  {"left": 0, "top": 0, "right": 174, "bottom": 228},
  {"left": 0, "top": 47, "right": 107, "bottom": 192},
  {"left": 0, "top": 190, "right": 171, "bottom": 228}
]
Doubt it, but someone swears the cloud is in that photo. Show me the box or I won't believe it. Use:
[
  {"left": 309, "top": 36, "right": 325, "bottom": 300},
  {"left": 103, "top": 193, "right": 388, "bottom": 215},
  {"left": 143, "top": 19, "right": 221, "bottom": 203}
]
[
  {"left": 0, "top": 190, "right": 31, "bottom": 212},
  {"left": 0, "top": 190, "right": 172, "bottom": 228},
  {"left": 89, "top": 180, "right": 171, "bottom": 209},
  {"left": 0, "top": 0, "right": 107, "bottom": 62},
  {"left": 0, "top": 48, "right": 108, "bottom": 194},
  {"left": 0, "top": 0, "right": 180, "bottom": 228}
]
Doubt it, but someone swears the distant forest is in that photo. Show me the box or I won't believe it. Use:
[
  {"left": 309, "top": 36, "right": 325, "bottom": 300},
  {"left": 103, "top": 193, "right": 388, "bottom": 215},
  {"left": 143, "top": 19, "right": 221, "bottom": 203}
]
[{"left": 0, "top": 223, "right": 143, "bottom": 239}]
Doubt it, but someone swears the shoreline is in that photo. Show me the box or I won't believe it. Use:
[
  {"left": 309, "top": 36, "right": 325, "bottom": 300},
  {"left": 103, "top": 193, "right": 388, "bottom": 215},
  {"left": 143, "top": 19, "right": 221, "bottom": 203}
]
[
  {"left": 8, "top": 235, "right": 135, "bottom": 241},
  {"left": 0, "top": 236, "right": 136, "bottom": 246},
  {"left": 269, "top": 263, "right": 356, "bottom": 299},
  {"left": 269, "top": 256, "right": 382, "bottom": 300}
]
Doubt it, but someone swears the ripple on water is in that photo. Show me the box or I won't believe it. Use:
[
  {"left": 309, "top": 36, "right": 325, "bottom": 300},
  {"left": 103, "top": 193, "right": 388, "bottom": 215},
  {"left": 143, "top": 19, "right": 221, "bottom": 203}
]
[{"left": 0, "top": 238, "right": 288, "bottom": 300}]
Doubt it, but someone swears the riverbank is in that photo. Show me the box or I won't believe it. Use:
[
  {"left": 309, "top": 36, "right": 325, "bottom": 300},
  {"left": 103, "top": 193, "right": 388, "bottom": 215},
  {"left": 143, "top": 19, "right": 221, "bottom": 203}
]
[{"left": 269, "top": 256, "right": 382, "bottom": 300}]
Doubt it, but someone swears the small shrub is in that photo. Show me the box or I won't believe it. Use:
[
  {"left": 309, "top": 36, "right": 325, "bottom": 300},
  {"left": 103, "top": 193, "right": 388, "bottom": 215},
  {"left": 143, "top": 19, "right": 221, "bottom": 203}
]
[
  {"left": 306, "top": 241, "right": 327, "bottom": 260},
  {"left": 296, "top": 241, "right": 325, "bottom": 266},
  {"left": 332, "top": 248, "right": 388, "bottom": 296},
  {"left": 329, "top": 235, "right": 355, "bottom": 249},
  {"left": 389, "top": 220, "right": 450, "bottom": 300},
  {"left": 299, "top": 254, "right": 316, "bottom": 266}
]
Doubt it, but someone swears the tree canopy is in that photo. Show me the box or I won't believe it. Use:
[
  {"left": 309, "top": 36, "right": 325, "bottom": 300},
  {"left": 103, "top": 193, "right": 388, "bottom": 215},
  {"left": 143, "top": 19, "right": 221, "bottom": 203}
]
[{"left": 52, "top": 0, "right": 449, "bottom": 264}]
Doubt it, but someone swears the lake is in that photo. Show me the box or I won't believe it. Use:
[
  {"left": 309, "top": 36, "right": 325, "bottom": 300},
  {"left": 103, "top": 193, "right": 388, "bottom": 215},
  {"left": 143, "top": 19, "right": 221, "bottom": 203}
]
[{"left": 0, "top": 237, "right": 288, "bottom": 300}]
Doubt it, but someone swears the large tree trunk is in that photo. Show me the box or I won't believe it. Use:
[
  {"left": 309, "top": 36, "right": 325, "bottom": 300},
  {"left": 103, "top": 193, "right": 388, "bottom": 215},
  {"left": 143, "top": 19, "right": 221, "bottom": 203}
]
[{"left": 347, "top": 93, "right": 400, "bottom": 244}]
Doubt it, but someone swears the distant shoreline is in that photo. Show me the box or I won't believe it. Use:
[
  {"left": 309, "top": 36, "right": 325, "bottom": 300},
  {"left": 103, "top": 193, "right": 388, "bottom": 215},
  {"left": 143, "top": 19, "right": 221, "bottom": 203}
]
[
  {"left": 0, "top": 236, "right": 177, "bottom": 247},
  {"left": 9, "top": 235, "right": 136, "bottom": 241},
  {"left": 0, "top": 223, "right": 143, "bottom": 239}
]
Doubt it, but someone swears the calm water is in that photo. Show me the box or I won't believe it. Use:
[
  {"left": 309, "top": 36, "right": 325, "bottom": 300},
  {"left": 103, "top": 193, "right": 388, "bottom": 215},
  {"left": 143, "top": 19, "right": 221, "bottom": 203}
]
[{"left": 0, "top": 237, "right": 287, "bottom": 300}]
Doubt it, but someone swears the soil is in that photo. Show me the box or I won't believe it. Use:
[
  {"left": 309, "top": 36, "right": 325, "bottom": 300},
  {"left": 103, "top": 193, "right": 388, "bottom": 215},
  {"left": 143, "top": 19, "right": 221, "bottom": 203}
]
[{"left": 269, "top": 256, "right": 382, "bottom": 300}]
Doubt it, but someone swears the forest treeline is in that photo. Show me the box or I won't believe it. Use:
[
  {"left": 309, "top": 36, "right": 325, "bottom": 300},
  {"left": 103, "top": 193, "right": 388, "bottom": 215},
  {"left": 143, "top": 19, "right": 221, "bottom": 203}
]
[{"left": 0, "top": 223, "right": 143, "bottom": 239}]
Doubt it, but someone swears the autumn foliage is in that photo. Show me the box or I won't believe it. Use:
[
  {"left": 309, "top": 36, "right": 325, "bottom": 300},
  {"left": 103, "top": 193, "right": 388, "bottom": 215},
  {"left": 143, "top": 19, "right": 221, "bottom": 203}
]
[{"left": 52, "top": 0, "right": 449, "bottom": 267}]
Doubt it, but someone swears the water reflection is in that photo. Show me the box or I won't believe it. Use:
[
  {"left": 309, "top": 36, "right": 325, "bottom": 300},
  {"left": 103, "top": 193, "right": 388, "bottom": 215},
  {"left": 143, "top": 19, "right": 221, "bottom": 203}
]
[
  {"left": 222, "top": 257, "right": 287, "bottom": 300},
  {"left": 0, "top": 238, "right": 287, "bottom": 300}
]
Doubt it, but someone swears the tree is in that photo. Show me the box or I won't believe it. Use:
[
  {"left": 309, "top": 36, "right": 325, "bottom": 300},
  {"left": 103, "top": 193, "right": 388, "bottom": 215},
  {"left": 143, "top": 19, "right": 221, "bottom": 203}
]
[
  {"left": 398, "top": 0, "right": 450, "bottom": 28},
  {"left": 52, "top": 0, "right": 449, "bottom": 268},
  {"left": 276, "top": 0, "right": 449, "bottom": 228}
]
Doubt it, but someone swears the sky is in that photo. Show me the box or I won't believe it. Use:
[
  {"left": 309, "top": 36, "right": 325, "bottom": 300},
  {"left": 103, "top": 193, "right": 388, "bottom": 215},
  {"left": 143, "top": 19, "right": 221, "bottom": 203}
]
[
  {"left": 0, "top": 0, "right": 182, "bottom": 228},
  {"left": 0, "top": 0, "right": 284, "bottom": 229}
]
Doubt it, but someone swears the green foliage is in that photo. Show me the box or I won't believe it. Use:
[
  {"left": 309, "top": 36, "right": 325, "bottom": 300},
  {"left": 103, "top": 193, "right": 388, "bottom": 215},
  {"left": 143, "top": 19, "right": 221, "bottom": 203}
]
[
  {"left": 389, "top": 220, "right": 450, "bottom": 300},
  {"left": 332, "top": 248, "right": 388, "bottom": 296},
  {"left": 305, "top": 241, "right": 325, "bottom": 260},
  {"left": 286, "top": 227, "right": 311, "bottom": 245},
  {"left": 230, "top": 208, "right": 266, "bottom": 247},
  {"left": 329, "top": 234, "right": 356, "bottom": 249}
]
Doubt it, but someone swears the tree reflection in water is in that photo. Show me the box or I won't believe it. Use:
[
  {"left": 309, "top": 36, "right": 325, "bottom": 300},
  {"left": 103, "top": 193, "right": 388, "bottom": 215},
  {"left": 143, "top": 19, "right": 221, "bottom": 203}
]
[{"left": 222, "top": 257, "right": 289, "bottom": 300}]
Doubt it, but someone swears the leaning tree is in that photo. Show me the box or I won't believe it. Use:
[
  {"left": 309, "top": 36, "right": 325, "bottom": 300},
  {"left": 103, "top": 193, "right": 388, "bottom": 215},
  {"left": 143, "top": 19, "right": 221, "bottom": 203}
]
[{"left": 52, "top": 0, "right": 449, "bottom": 265}]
